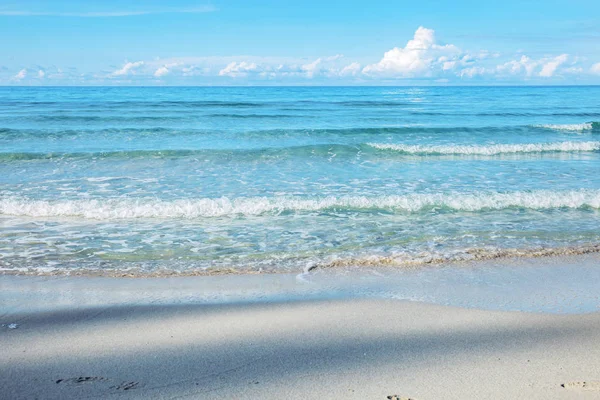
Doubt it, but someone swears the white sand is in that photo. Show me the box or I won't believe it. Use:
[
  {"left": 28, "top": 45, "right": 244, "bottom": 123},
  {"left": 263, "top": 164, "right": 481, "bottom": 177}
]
[
  {"left": 2, "top": 256, "right": 600, "bottom": 399},
  {"left": 1, "top": 297, "right": 600, "bottom": 399}
]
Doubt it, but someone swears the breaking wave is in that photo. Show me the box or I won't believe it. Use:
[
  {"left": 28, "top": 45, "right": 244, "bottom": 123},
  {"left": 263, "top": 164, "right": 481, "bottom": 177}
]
[
  {"left": 367, "top": 141, "right": 600, "bottom": 155},
  {"left": 532, "top": 122, "right": 599, "bottom": 132},
  {"left": 2, "top": 190, "right": 600, "bottom": 219},
  {"left": 3, "top": 140, "right": 600, "bottom": 162}
]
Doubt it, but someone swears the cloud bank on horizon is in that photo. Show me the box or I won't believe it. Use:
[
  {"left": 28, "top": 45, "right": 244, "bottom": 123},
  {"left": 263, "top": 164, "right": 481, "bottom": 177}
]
[{"left": 2, "top": 8, "right": 600, "bottom": 86}]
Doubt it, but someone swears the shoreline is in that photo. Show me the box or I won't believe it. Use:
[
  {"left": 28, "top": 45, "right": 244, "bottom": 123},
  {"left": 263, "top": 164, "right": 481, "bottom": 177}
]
[
  {"left": 2, "top": 252, "right": 600, "bottom": 316},
  {"left": 2, "top": 242, "right": 600, "bottom": 278}
]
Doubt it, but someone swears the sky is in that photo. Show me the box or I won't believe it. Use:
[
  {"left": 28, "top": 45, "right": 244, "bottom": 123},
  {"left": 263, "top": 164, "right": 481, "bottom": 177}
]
[{"left": 1, "top": 0, "right": 600, "bottom": 86}]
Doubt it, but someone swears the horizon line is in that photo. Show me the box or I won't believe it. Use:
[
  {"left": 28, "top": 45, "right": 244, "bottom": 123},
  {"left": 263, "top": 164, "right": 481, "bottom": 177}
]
[{"left": 1, "top": 84, "right": 600, "bottom": 88}]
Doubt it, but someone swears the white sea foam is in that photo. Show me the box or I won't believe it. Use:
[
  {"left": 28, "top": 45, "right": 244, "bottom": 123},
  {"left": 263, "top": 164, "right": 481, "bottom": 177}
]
[
  {"left": 1, "top": 190, "right": 600, "bottom": 219},
  {"left": 532, "top": 123, "right": 594, "bottom": 132},
  {"left": 366, "top": 141, "right": 600, "bottom": 155}
]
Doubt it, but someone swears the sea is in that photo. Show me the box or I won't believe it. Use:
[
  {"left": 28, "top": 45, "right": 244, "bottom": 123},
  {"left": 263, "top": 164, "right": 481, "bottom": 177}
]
[{"left": 1, "top": 86, "right": 599, "bottom": 276}]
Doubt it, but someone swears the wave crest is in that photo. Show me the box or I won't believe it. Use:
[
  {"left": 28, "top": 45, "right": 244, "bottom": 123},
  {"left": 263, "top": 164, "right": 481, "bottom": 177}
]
[
  {"left": 532, "top": 122, "right": 598, "bottom": 132},
  {"left": 367, "top": 141, "right": 600, "bottom": 155},
  {"left": 1, "top": 190, "right": 600, "bottom": 219}
]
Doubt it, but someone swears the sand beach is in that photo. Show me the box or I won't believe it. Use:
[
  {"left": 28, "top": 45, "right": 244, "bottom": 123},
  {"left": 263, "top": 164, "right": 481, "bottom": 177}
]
[{"left": 2, "top": 255, "right": 600, "bottom": 399}]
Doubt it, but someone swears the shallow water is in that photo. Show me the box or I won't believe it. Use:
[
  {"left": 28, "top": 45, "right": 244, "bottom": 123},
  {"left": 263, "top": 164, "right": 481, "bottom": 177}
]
[
  {"left": 2, "top": 254, "right": 599, "bottom": 314},
  {"left": 1, "top": 86, "right": 599, "bottom": 274}
]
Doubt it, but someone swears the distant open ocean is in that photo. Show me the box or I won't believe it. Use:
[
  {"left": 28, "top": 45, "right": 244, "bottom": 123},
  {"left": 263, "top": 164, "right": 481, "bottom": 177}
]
[{"left": 1, "top": 86, "right": 599, "bottom": 275}]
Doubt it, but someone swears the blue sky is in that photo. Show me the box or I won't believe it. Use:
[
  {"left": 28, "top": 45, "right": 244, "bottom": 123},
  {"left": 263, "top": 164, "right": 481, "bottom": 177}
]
[{"left": 1, "top": 0, "right": 600, "bottom": 85}]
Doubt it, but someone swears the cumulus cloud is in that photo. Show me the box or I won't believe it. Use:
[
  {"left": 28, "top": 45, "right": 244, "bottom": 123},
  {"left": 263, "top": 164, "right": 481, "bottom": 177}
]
[
  {"left": 14, "top": 69, "right": 27, "bottom": 80},
  {"left": 216, "top": 56, "right": 348, "bottom": 79},
  {"left": 496, "top": 55, "right": 539, "bottom": 77},
  {"left": 8, "top": 26, "right": 597, "bottom": 85},
  {"left": 360, "top": 28, "right": 587, "bottom": 81},
  {"left": 180, "top": 65, "right": 210, "bottom": 76},
  {"left": 324, "top": 54, "right": 344, "bottom": 62},
  {"left": 112, "top": 61, "right": 145, "bottom": 76},
  {"left": 460, "top": 66, "right": 486, "bottom": 78},
  {"left": 154, "top": 66, "right": 169, "bottom": 77},
  {"left": 362, "top": 27, "right": 461, "bottom": 77},
  {"left": 563, "top": 66, "right": 583, "bottom": 74},
  {"left": 539, "top": 54, "right": 568, "bottom": 77},
  {"left": 494, "top": 54, "right": 572, "bottom": 78},
  {"left": 441, "top": 60, "right": 456, "bottom": 71},
  {"left": 218, "top": 61, "right": 258, "bottom": 77},
  {"left": 339, "top": 62, "right": 362, "bottom": 77},
  {"left": 302, "top": 58, "right": 322, "bottom": 78}
]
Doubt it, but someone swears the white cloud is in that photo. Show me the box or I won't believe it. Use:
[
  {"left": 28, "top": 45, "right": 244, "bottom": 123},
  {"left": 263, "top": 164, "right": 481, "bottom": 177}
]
[
  {"left": 460, "top": 66, "right": 486, "bottom": 78},
  {"left": 476, "top": 50, "right": 500, "bottom": 60},
  {"left": 539, "top": 54, "right": 568, "bottom": 77},
  {"left": 14, "top": 69, "right": 27, "bottom": 80},
  {"left": 493, "top": 54, "right": 571, "bottom": 78},
  {"left": 154, "top": 66, "right": 169, "bottom": 77},
  {"left": 563, "top": 66, "right": 583, "bottom": 74},
  {"left": 496, "top": 55, "right": 539, "bottom": 76},
  {"left": 0, "top": 6, "right": 216, "bottom": 17},
  {"left": 302, "top": 58, "right": 322, "bottom": 78},
  {"left": 211, "top": 56, "right": 355, "bottom": 80},
  {"left": 180, "top": 65, "right": 209, "bottom": 76},
  {"left": 442, "top": 61, "right": 456, "bottom": 71},
  {"left": 9, "top": 26, "right": 598, "bottom": 85},
  {"left": 324, "top": 54, "right": 344, "bottom": 62},
  {"left": 218, "top": 61, "right": 258, "bottom": 77},
  {"left": 339, "top": 62, "right": 361, "bottom": 77},
  {"left": 112, "top": 61, "right": 145, "bottom": 76},
  {"left": 362, "top": 27, "right": 460, "bottom": 77}
]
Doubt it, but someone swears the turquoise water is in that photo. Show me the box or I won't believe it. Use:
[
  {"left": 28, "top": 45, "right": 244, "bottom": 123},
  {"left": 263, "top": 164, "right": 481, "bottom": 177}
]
[{"left": 1, "top": 86, "right": 599, "bottom": 274}]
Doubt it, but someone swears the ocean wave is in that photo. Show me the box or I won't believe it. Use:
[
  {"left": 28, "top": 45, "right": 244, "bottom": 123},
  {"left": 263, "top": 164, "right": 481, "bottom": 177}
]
[
  {"left": 0, "top": 99, "right": 410, "bottom": 110},
  {"left": 411, "top": 112, "right": 600, "bottom": 117},
  {"left": 5, "top": 123, "right": 594, "bottom": 141},
  {"left": 0, "top": 127, "right": 176, "bottom": 139},
  {"left": 2, "top": 190, "right": 599, "bottom": 219},
  {"left": 366, "top": 141, "right": 600, "bottom": 155},
  {"left": 2, "top": 140, "right": 599, "bottom": 161},
  {"left": 0, "top": 145, "right": 361, "bottom": 161},
  {"left": 9, "top": 115, "right": 192, "bottom": 123},
  {"left": 0, "top": 125, "right": 506, "bottom": 139},
  {"left": 532, "top": 122, "right": 598, "bottom": 132},
  {"left": 0, "top": 100, "right": 268, "bottom": 108},
  {"left": 479, "top": 113, "right": 600, "bottom": 117},
  {"left": 0, "top": 149, "right": 206, "bottom": 161},
  {"left": 206, "top": 113, "right": 304, "bottom": 119}
]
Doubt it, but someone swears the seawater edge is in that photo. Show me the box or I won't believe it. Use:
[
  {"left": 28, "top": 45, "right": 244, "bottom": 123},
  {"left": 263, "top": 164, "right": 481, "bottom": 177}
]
[{"left": 1, "top": 252, "right": 600, "bottom": 314}]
